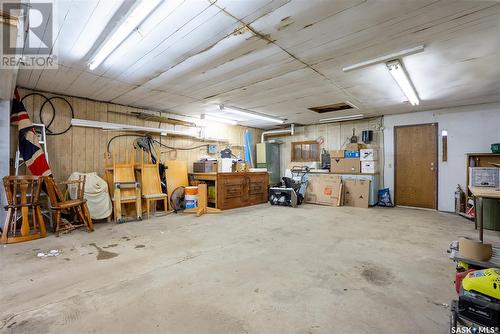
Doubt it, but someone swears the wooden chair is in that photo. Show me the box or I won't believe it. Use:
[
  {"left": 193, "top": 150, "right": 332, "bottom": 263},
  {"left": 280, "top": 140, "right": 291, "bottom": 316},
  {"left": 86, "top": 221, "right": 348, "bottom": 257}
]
[
  {"left": 139, "top": 151, "right": 169, "bottom": 219},
  {"left": 1, "top": 176, "right": 46, "bottom": 244},
  {"left": 111, "top": 153, "right": 142, "bottom": 223},
  {"left": 44, "top": 176, "right": 94, "bottom": 236}
]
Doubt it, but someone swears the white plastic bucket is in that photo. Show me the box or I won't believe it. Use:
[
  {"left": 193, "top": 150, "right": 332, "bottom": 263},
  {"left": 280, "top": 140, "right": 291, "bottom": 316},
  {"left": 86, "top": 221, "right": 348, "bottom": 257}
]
[{"left": 185, "top": 194, "right": 199, "bottom": 209}]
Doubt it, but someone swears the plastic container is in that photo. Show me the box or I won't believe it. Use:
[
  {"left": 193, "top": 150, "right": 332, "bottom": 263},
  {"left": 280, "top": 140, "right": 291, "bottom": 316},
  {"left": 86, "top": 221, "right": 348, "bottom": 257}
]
[
  {"left": 344, "top": 150, "right": 360, "bottom": 158},
  {"left": 185, "top": 186, "right": 198, "bottom": 196},
  {"left": 185, "top": 194, "right": 199, "bottom": 209},
  {"left": 480, "top": 199, "right": 500, "bottom": 231}
]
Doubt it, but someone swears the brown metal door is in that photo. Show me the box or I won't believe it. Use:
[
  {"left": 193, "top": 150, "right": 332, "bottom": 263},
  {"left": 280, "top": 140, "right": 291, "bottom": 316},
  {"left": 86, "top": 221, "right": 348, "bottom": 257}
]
[{"left": 395, "top": 123, "right": 438, "bottom": 209}]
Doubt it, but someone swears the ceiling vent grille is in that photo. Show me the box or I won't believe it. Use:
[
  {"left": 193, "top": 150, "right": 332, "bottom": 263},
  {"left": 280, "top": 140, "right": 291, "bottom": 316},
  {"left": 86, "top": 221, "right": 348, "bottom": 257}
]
[{"left": 308, "top": 103, "right": 354, "bottom": 113}]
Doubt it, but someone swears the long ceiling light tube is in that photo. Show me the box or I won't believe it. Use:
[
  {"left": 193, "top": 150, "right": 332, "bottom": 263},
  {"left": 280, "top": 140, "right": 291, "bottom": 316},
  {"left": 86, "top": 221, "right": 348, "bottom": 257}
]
[
  {"left": 219, "top": 105, "right": 284, "bottom": 124},
  {"left": 386, "top": 60, "right": 419, "bottom": 106},
  {"left": 319, "top": 114, "right": 364, "bottom": 123},
  {"left": 342, "top": 45, "right": 424, "bottom": 72},
  {"left": 88, "top": 0, "right": 162, "bottom": 70},
  {"left": 202, "top": 114, "right": 238, "bottom": 125},
  {"left": 71, "top": 118, "right": 201, "bottom": 138}
]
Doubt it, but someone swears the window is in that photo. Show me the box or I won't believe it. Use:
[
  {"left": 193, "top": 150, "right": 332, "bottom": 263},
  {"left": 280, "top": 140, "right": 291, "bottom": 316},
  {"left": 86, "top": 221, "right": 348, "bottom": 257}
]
[{"left": 291, "top": 141, "right": 320, "bottom": 162}]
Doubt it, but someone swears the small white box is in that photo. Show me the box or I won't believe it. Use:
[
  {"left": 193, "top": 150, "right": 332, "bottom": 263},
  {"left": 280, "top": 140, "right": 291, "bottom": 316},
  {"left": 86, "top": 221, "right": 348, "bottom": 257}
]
[
  {"left": 360, "top": 149, "right": 378, "bottom": 161},
  {"left": 361, "top": 161, "right": 378, "bottom": 174}
]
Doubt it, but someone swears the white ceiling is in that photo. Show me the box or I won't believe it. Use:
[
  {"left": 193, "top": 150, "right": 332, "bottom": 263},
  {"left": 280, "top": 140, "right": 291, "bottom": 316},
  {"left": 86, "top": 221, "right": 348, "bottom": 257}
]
[{"left": 16, "top": 0, "right": 500, "bottom": 129}]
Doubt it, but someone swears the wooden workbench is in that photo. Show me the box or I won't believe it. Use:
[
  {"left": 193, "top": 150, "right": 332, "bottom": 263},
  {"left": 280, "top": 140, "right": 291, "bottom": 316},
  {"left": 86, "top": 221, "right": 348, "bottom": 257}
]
[
  {"left": 189, "top": 172, "right": 269, "bottom": 210},
  {"left": 469, "top": 186, "right": 500, "bottom": 242}
]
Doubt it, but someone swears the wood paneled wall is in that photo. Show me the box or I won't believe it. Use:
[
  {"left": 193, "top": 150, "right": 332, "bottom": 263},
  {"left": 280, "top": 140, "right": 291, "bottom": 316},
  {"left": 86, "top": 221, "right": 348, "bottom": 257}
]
[
  {"left": 274, "top": 117, "right": 384, "bottom": 178},
  {"left": 10, "top": 89, "right": 263, "bottom": 180}
]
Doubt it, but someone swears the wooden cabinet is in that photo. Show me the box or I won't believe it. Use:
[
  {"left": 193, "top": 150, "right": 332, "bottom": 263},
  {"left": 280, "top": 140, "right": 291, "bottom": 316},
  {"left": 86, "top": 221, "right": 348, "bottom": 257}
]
[{"left": 217, "top": 172, "right": 268, "bottom": 210}]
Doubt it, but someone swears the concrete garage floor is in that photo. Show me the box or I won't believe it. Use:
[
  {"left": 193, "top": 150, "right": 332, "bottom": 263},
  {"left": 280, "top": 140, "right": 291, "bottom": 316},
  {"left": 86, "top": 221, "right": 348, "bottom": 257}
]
[{"left": 1, "top": 205, "right": 499, "bottom": 334}]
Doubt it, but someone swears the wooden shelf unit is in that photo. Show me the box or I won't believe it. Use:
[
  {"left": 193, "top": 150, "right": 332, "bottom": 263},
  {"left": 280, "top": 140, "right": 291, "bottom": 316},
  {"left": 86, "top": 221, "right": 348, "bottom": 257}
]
[{"left": 189, "top": 173, "right": 218, "bottom": 208}]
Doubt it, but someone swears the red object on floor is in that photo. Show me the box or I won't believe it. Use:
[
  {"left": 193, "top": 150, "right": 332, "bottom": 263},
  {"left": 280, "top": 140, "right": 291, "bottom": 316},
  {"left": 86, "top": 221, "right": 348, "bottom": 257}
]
[{"left": 466, "top": 205, "right": 475, "bottom": 218}]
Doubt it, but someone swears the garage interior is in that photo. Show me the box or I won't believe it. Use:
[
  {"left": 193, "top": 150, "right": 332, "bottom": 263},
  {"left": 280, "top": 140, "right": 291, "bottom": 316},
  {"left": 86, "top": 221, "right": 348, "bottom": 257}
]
[{"left": 0, "top": 1, "right": 499, "bottom": 333}]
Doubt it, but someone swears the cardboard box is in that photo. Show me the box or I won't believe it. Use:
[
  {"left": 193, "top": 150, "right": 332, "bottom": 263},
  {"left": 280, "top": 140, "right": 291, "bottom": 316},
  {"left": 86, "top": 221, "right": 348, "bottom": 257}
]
[
  {"left": 305, "top": 174, "right": 342, "bottom": 206},
  {"left": 360, "top": 149, "right": 378, "bottom": 161},
  {"left": 361, "top": 161, "right": 378, "bottom": 174},
  {"left": 345, "top": 143, "right": 365, "bottom": 151},
  {"left": 459, "top": 237, "right": 492, "bottom": 261},
  {"left": 343, "top": 179, "right": 370, "bottom": 208},
  {"left": 330, "top": 158, "right": 360, "bottom": 173},
  {"left": 344, "top": 150, "right": 360, "bottom": 158},
  {"left": 329, "top": 150, "right": 345, "bottom": 158},
  {"left": 235, "top": 162, "right": 249, "bottom": 172}
]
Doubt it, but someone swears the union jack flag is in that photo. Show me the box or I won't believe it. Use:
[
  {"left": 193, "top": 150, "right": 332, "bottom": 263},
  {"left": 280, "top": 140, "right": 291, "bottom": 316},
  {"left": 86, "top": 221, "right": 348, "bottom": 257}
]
[{"left": 11, "top": 88, "right": 52, "bottom": 176}]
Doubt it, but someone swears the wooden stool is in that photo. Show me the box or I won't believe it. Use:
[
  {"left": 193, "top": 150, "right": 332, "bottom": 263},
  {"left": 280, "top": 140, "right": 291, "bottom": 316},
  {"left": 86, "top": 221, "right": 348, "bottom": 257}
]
[{"left": 1, "top": 176, "right": 46, "bottom": 244}]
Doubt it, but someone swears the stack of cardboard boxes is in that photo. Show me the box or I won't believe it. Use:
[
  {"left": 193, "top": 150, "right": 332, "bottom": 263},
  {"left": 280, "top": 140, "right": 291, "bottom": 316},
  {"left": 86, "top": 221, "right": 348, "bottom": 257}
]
[
  {"left": 360, "top": 148, "right": 379, "bottom": 174},
  {"left": 329, "top": 145, "right": 379, "bottom": 175},
  {"left": 303, "top": 144, "right": 369, "bottom": 209},
  {"left": 329, "top": 143, "right": 363, "bottom": 174},
  {"left": 303, "top": 144, "right": 380, "bottom": 208}
]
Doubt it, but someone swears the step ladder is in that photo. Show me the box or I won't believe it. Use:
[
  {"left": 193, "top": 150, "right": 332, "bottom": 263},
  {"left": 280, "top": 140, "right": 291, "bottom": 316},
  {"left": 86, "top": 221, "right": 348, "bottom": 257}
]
[{"left": 15, "top": 123, "right": 48, "bottom": 175}]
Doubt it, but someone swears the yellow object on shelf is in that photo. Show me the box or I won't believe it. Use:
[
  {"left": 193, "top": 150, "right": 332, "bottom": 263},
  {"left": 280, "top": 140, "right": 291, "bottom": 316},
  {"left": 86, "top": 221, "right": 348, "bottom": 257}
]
[{"left": 208, "top": 185, "right": 215, "bottom": 199}]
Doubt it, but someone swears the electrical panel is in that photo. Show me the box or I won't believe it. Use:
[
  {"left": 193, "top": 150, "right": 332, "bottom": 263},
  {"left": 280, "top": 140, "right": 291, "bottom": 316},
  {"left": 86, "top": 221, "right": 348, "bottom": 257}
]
[{"left": 208, "top": 144, "right": 218, "bottom": 154}]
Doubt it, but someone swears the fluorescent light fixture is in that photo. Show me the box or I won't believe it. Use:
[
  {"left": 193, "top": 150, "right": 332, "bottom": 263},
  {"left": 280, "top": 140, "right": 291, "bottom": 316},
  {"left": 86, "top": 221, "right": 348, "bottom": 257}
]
[
  {"left": 319, "top": 114, "right": 364, "bottom": 123},
  {"left": 71, "top": 118, "right": 200, "bottom": 138},
  {"left": 88, "top": 0, "right": 162, "bottom": 70},
  {"left": 342, "top": 45, "right": 424, "bottom": 72},
  {"left": 386, "top": 60, "right": 419, "bottom": 106},
  {"left": 219, "top": 105, "right": 284, "bottom": 124},
  {"left": 202, "top": 114, "right": 238, "bottom": 126}
]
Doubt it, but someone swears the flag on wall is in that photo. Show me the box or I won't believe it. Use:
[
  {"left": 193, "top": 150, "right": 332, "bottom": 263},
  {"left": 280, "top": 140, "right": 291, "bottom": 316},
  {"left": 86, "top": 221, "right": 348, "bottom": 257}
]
[{"left": 11, "top": 88, "right": 52, "bottom": 176}]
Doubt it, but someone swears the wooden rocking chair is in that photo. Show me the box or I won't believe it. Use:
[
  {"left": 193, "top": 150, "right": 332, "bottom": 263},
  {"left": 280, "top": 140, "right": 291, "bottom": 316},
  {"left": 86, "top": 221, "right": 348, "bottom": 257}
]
[
  {"left": 1, "top": 176, "right": 46, "bottom": 244},
  {"left": 44, "top": 176, "right": 94, "bottom": 236}
]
